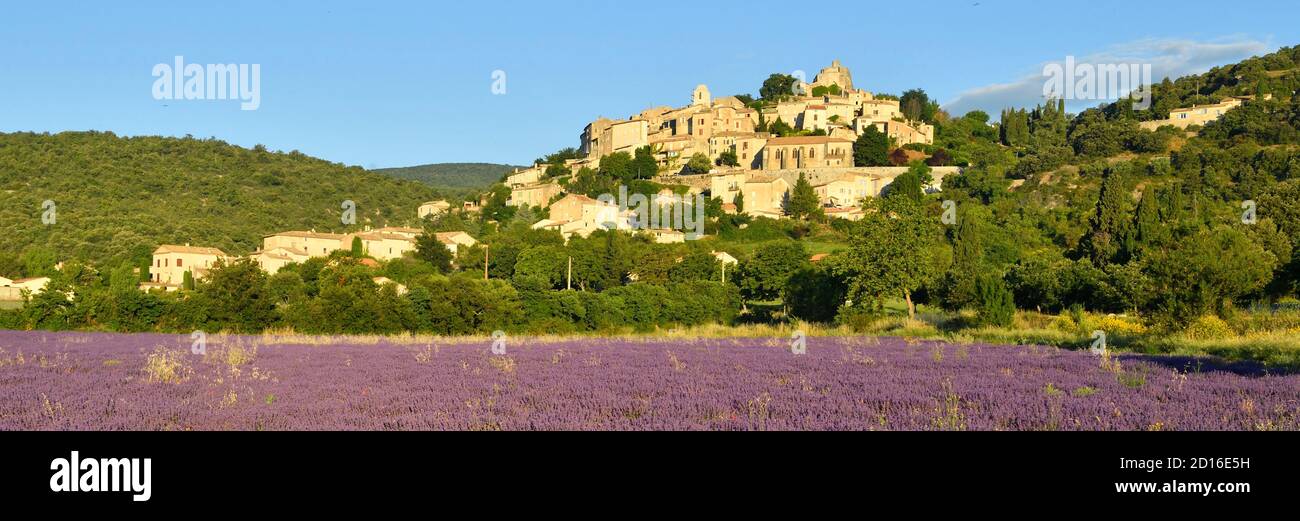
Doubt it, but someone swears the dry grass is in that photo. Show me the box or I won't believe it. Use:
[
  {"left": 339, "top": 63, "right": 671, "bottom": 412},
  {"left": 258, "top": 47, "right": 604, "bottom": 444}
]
[
  {"left": 188, "top": 309, "right": 1300, "bottom": 368},
  {"left": 142, "top": 347, "right": 192, "bottom": 384}
]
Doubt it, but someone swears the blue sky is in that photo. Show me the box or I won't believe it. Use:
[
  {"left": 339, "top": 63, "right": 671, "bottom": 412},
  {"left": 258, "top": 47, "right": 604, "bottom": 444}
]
[{"left": 1, "top": 0, "right": 1296, "bottom": 168}]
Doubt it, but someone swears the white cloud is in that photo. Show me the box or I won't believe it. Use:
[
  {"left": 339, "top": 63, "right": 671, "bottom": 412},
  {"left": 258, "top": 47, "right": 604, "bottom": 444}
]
[{"left": 942, "top": 37, "right": 1272, "bottom": 119}]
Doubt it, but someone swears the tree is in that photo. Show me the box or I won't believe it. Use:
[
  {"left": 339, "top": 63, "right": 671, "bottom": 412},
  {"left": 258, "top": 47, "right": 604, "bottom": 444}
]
[
  {"left": 719, "top": 150, "right": 739, "bottom": 167},
  {"left": 926, "top": 149, "right": 953, "bottom": 167},
  {"left": 900, "top": 89, "right": 938, "bottom": 123},
  {"left": 1143, "top": 226, "right": 1277, "bottom": 325},
  {"left": 1000, "top": 108, "right": 1031, "bottom": 146},
  {"left": 480, "top": 184, "right": 515, "bottom": 222},
  {"left": 415, "top": 231, "right": 454, "bottom": 273},
  {"left": 786, "top": 267, "right": 846, "bottom": 323},
  {"left": 1130, "top": 189, "right": 1167, "bottom": 258},
  {"left": 975, "top": 275, "right": 1015, "bottom": 327},
  {"left": 182, "top": 270, "right": 195, "bottom": 291},
  {"left": 833, "top": 197, "right": 942, "bottom": 319},
  {"left": 685, "top": 153, "right": 713, "bottom": 174},
  {"left": 734, "top": 192, "right": 744, "bottom": 214},
  {"left": 768, "top": 117, "right": 795, "bottom": 137},
  {"left": 669, "top": 252, "right": 721, "bottom": 283},
  {"left": 632, "top": 146, "right": 658, "bottom": 179},
  {"left": 785, "top": 173, "right": 822, "bottom": 220},
  {"left": 811, "top": 84, "right": 842, "bottom": 97},
  {"left": 760, "top": 73, "right": 799, "bottom": 101},
  {"left": 886, "top": 168, "right": 923, "bottom": 203},
  {"left": 853, "top": 125, "right": 890, "bottom": 167},
  {"left": 350, "top": 236, "right": 364, "bottom": 257},
  {"left": 737, "top": 241, "right": 807, "bottom": 303},
  {"left": 888, "top": 148, "right": 911, "bottom": 166},
  {"left": 197, "top": 258, "right": 275, "bottom": 333},
  {"left": 940, "top": 206, "right": 983, "bottom": 310},
  {"left": 1080, "top": 166, "right": 1133, "bottom": 266}
]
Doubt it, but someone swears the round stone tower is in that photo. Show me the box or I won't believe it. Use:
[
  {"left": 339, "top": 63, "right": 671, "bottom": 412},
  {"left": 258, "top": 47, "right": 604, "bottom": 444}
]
[{"left": 813, "top": 60, "right": 854, "bottom": 93}]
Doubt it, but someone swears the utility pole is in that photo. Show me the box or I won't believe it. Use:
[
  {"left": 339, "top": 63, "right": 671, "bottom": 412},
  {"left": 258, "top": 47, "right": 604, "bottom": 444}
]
[
  {"left": 483, "top": 244, "right": 490, "bottom": 281},
  {"left": 567, "top": 256, "right": 573, "bottom": 290}
]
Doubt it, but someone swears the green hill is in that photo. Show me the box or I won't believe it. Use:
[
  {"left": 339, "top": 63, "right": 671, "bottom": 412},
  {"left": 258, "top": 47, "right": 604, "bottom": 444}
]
[
  {"left": 0, "top": 131, "right": 449, "bottom": 274},
  {"left": 1104, "top": 44, "right": 1300, "bottom": 121},
  {"left": 372, "top": 162, "right": 521, "bottom": 191}
]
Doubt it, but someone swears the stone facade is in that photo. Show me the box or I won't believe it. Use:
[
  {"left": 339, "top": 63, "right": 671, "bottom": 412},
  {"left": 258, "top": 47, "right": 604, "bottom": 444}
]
[
  {"left": 761, "top": 136, "right": 853, "bottom": 170},
  {"left": 150, "top": 244, "right": 232, "bottom": 287},
  {"left": 508, "top": 182, "right": 562, "bottom": 208}
]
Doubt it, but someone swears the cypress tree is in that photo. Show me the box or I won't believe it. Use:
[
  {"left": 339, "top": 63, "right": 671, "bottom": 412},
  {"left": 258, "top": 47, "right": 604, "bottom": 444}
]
[
  {"left": 942, "top": 207, "right": 983, "bottom": 310},
  {"left": 1082, "top": 167, "right": 1132, "bottom": 266},
  {"left": 887, "top": 170, "right": 923, "bottom": 203},
  {"left": 976, "top": 274, "right": 1015, "bottom": 327},
  {"left": 1131, "top": 189, "right": 1165, "bottom": 257}
]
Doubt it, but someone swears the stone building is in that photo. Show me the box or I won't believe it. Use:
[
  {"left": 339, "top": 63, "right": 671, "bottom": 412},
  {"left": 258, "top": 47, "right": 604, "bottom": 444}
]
[
  {"left": 149, "top": 244, "right": 232, "bottom": 287},
  {"left": 760, "top": 136, "right": 853, "bottom": 170},
  {"left": 1139, "top": 97, "right": 1246, "bottom": 130}
]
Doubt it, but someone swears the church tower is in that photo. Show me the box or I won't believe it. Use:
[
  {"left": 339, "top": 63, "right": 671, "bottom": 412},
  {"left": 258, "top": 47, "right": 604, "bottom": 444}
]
[{"left": 692, "top": 84, "right": 711, "bottom": 107}]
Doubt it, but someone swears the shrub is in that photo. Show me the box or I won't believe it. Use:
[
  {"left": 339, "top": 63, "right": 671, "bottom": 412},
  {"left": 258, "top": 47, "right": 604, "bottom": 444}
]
[
  {"left": 1183, "top": 315, "right": 1234, "bottom": 341},
  {"left": 976, "top": 276, "right": 1015, "bottom": 327},
  {"left": 1093, "top": 315, "right": 1148, "bottom": 336}
]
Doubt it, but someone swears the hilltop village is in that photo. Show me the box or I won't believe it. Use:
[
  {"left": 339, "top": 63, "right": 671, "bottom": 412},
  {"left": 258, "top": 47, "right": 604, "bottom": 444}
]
[
  {"left": 504, "top": 61, "right": 960, "bottom": 236},
  {"left": 0, "top": 60, "right": 1263, "bottom": 300},
  {"left": 128, "top": 61, "right": 962, "bottom": 293}
]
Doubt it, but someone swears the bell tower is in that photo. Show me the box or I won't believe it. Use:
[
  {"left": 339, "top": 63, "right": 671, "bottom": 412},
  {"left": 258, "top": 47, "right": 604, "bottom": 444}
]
[{"left": 692, "top": 84, "right": 711, "bottom": 107}]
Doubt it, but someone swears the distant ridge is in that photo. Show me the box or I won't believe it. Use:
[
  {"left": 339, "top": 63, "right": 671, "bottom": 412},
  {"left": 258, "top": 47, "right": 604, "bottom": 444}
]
[{"left": 372, "top": 162, "right": 522, "bottom": 191}]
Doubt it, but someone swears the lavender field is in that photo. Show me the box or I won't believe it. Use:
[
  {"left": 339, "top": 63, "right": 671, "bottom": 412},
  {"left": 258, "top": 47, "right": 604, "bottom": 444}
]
[{"left": 0, "top": 330, "right": 1296, "bottom": 430}]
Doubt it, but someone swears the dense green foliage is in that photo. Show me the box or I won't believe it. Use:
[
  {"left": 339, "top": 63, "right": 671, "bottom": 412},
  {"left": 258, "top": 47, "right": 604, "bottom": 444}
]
[
  {"left": 853, "top": 125, "right": 890, "bottom": 166},
  {"left": 0, "top": 132, "right": 444, "bottom": 274},
  {"left": 371, "top": 162, "right": 521, "bottom": 191}
]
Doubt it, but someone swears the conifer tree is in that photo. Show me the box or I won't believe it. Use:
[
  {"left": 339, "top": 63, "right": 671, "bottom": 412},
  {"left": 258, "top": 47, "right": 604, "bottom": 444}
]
[
  {"left": 941, "top": 206, "right": 982, "bottom": 310},
  {"left": 1081, "top": 167, "right": 1133, "bottom": 266},
  {"left": 786, "top": 172, "right": 822, "bottom": 220}
]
